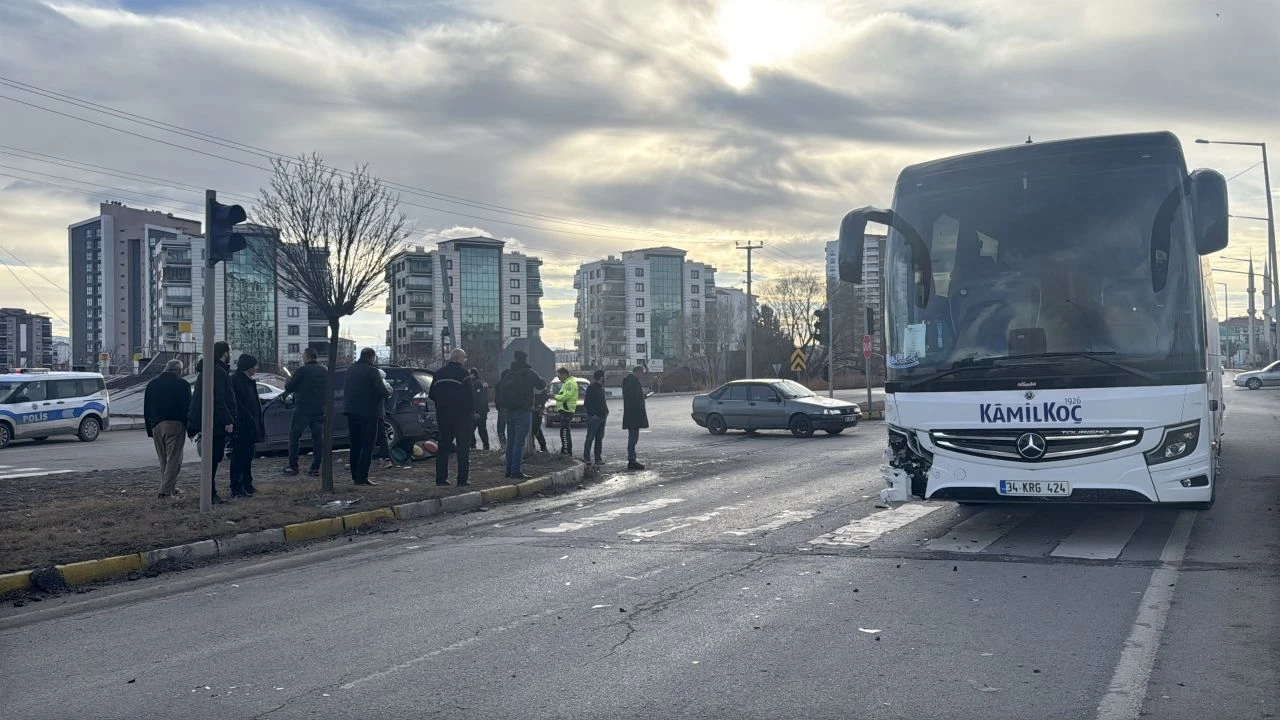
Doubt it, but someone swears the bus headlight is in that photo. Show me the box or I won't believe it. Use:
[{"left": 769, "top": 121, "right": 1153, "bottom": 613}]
[{"left": 1144, "top": 421, "right": 1200, "bottom": 466}]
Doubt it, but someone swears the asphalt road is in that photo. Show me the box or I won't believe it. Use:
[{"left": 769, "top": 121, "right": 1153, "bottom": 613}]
[
  {"left": 0, "top": 387, "right": 885, "bottom": 477},
  {"left": 0, "top": 387, "right": 1274, "bottom": 720}
]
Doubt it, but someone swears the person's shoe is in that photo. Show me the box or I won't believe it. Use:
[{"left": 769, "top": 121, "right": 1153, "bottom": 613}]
[
  {"left": 307, "top": 467, "right": 321, "bottom": 477},
  {"left": 354, "top": 479, "right": 378, "bottom": 486},
  {"left": 157, "top": 492, "right": 170, "bottom": 499},
  {"left": 380, "top": 460, "right": 394, "bottom": 470},
  {"left": 510, "top": 472, "right": 532, "bottom": 480},
  {"left": 245, "top": 485, "right": 256, "bottom": 496},
  {"left": 456, "top": 480, "right": 470, "bottom": 487},
  {"left": 436, "top": 480, "right": 451, "bottom": 487},
  {"left": 281, "top": 466, "right": 299, "bottom": 476},
  {"left": 211, "top": 494, "right": 224, "bottom": 504},
  {"left": 627, "top": 461, "right": 645, "bottom": 471},
  {"left": 230, "top": 491, "right": 248, "bottom": 499},
  {"left": 594, "top": 458, "right": 604, "bottom": 465},
  {"left": 582, "top": 455, "right": 591, "bottom": 463},
  {"left": 172, "top": 487, "right": 184, "bottom": 495}
]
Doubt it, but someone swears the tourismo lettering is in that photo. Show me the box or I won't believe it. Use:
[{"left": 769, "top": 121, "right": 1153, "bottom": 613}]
[{"left": 979, "top": 402, "right": 1084, "bottom": 424}]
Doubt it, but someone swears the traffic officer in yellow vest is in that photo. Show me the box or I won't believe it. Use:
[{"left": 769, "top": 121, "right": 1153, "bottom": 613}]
[{"left": 553, "top": 367, "right": 578, "bottom": 456}]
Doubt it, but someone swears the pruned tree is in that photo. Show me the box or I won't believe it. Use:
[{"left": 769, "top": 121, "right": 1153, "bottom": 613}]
[
  {"left": 762, "top": 270, "right": 825, "bottom": 353},
  {"left": 253, "top": 152, "right": 411, "bottom": 491},
  {"left": 751, "top": 304, "right": 792, "bottom": 378}
]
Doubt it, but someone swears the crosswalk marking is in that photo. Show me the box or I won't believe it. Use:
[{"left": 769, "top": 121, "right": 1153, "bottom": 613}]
[
  {"left": 925, "top": 508, "right": 1036, "bottom": 553},
  {"left": 0, "top": 465, "right": 75, "bottom": 480},
  {"left": 809, "top": 503, "right": 944, "bottom": 547},
  {"left": 536, "top": 498, "right": 685, "bottom": 533},
  {"left": 1050, "top": 510, "right": 1145, "bottom": 560},
  {"left": 619, "top": 507, "right": 735, "bottom": 538},
  {"left": 724, "top": 509, "right": 818, "bottom": 536}
]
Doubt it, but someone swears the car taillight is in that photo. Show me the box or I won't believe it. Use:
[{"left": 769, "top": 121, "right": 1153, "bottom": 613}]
[{"left": 411, "top": 393, "right": 429, "bottom": 409}]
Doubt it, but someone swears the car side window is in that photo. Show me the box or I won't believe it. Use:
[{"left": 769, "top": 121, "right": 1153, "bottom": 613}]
[
  {"left": 48, "top": 379, "right": 83, "bottom": 400},
  {"left": 78, "top": 379, "right": 103, "bottom": 397},
  {"left": 16, "top": 381, "right": 46, "bottom": 402},
  {"left": 749, "top": 385, "right": 777, "bottom": 402},
  {"left": 726, "top": 385, "right": 748, "bottom": 401}
]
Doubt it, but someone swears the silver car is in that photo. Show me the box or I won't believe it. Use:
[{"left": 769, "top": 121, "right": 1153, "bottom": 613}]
[
  {"left": 1233, "top": 360, "right": 1280, "bottom": 390},
  {"left": 691, "top": 379, "right": 861, "bottom": 437}
]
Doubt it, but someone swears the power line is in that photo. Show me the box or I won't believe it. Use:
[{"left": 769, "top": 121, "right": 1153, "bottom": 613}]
[
  {"left": 0, "top": 163, "right": 205, "bottom": 211},
  {"left": 1227, "top": 161, "right": 1264, "bottom": 183},
  {"left": 0, "top": 259, "right": 66, "bottom": 325},
  {"left": 0, "top": 171, "right": 202, "bottom": 217},
  {"left": 0, "top": 145, "right": 257, "bottom": 202},
  {"left": 0, "top": 242, "right": 68, "bottom": 294}
]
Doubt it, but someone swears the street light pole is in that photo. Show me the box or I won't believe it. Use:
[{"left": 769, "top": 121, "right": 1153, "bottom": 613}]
[
  {"left": 1196, "top": 138, "right": 1278, "bottom": 362},
  {"left": 1216, "top": 281, "right": 1230, "bottom": 368}
]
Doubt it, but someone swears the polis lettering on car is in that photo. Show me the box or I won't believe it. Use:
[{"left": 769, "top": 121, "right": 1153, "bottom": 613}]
[{"left": 978, "top": 402, "right": 1084, "bottom": 424}]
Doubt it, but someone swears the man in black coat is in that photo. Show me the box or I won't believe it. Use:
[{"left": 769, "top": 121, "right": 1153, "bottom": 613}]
[
  {"left": 283, "top": 347, "right": 327, "bottom": 477},
  {"left": 188, "top": 341, "right": 237, "bottom": 503},
  {"left": 583, "top": 369, "right": 608, "bottom": 465},
  {"left": 229, "top": 354, "right": 266, "bottom": 498},
  {"left": 621, "top": 365, "right": 648, "bottom": 471},
  {"left": 144, "top": 359, "right": 191, "bottom": 497},
  {"left": 428, "top": 348, "right": 475, "bottom": 486},
  {"left": 495, "top": 350, "right": 546, "bottom": 480},
  {"left": 343, "top": 347, "right": 390, "bottom": 486},
  {"left": 469, "top": 368, "right": 490, "bottom": 451}
]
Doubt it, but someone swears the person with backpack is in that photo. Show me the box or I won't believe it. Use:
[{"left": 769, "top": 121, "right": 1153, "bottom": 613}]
[{"left": 495, "top": 350, "right": 545, "bottom": 480}]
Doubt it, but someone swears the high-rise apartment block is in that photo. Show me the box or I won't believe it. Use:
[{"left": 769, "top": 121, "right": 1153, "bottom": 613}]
[{"left": 0, "top": 308, "right": 54, "bottom": 369}]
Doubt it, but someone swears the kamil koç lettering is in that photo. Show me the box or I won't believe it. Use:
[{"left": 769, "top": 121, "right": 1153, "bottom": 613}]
[{"left": 979, "top": 402, "right": 1084, "bottom": 424}]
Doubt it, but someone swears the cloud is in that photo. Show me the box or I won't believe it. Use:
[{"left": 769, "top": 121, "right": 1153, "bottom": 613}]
[{"left": 0, "top": 0, "right": 1276, "bottom": 346}]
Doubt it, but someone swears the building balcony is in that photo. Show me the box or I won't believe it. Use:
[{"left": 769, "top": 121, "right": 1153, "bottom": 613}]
[
  {"left": 527, "top": 310, "right": 544, "bottom": 328},
  {"left": 408, "top": 294, "right": 433, "bottom": 309},
  {"left": 528, "top": 280, "right": 543, "bottom": 296},
  {"left": 405, "top": 279, "right": 433, "bottom": 291}
]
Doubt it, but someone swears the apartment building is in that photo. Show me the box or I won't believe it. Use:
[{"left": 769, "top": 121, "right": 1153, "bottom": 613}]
[
  {"left": 575, "top": 247, "right": 717, "bottom": 372},
  {"left": 0, "top": 308, "right": 54, "bottom": 369},
  {"left": 385, "top": 237, "right": 545, "bottom": 369}
]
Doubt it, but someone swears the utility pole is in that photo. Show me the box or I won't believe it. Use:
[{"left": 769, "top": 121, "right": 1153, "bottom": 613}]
[
  {"left": 200, "top": 191, "right": 216, "bottom": 514},
  {"left": 1247, "top": 256, "right": 1257, "bottom": 366},
  {"left": 736, "top": 241, "right": 763, "bottom": 379}
]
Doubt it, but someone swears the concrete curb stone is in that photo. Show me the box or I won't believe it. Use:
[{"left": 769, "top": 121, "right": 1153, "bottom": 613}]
[
  {"left": 480, "top": 485, "right": 519, "bottom": 504},
  {"left": 143, "top": 540, "right": 219, "bottom": 569},
  {"left": 440, "top": 491, "right": 483, "bottom": 513},
  {"left": 214, "top": 529, "right": 285, "bottom": 556},
  {"left": 57, "top": 554, "right": 144, "bottom": 586},
  {"left": 392, "top": 498, "right": 441, "bottom": 521}
]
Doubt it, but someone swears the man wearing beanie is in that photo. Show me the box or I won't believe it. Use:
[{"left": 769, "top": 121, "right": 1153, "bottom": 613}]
[{"left": 229, "top": 354, "right": 266, "bottom": 497}]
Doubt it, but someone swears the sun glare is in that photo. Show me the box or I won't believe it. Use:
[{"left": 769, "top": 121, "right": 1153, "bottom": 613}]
[{"left": 715, "top": 0, "right": 825, "bottom": 90}]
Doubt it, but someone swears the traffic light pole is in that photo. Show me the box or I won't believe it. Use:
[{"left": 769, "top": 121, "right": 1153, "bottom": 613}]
[
  {"left": 827, "top": 304, "right": 834, "bottom": 398},
  {"left": 200, "top": 190, "right": 216, "bottom": 513}
]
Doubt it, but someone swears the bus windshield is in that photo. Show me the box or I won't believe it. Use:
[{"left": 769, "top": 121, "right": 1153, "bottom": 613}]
[{"left": 883, "top": 151, "right": 1204, "bottom": 391}]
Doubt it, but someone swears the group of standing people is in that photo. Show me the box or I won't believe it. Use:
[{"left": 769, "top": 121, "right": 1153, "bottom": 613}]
[{"left": 144, "top": 341, "right": 652, "bottom": 500}]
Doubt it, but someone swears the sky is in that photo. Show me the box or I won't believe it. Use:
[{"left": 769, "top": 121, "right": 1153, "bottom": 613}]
[{"left": 0, "top": 0, "right": 1277, "bottom": 350}]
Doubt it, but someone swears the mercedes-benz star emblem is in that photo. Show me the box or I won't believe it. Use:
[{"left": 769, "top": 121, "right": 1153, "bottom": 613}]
[
  {"left": 1016, "top": 432, "right": 1047, "bottom": 459},
  {"left": 1024, "top": 390, "right": 1036, "bottom": 400}
]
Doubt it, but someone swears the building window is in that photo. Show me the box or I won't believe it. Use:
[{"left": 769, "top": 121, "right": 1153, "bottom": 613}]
[
  {"left": 288, "top": 343, "right": 300, "bottom": 353},
  {"left": 510, "top": 279, "right": 521, "bottom": 288},
  {"left": 636, "top": 298, "right": 645, "bottom": 308},
  {"left": 511, "top": 311, "right": 521, "bottom": 321},
  {"left": 636, "top": 313, "right": 645, "bottom": 323},
  {"left": 510, "top": 327, "right": 522, "bottom": 338},
  {"left": 636, "top": 329, "right": 645, "bottom": 338},
  {"left": 691, "top": 270, "right": 700, "bottom": 279},
  {"left": 510, "top": 262, "right": 520, "bottom": 272},
  {"left": 636, "top": 343, "right": 647, "bottom": 353},
  {"left": 447, "top": 258, "right": 453, "bottom": 269},
  {"left": 691, "top": 299, "right": 700, "bottom": 309},
  {"left": 691, "top": 285, "right": 700, "bottom": 294},
  {"left": 287, "top": 306, "right": 300, "bottom": 318},
  {"left": 287, "top": 325, "right": 300, "bottom": 336},
  {"left": 510, "top": 295, "right": 521, "bottom": 305},
  {"left": 635, "top": 268, "right": 644, "bottom": 277},
  {"left": 635, "top": 282, "right": 645, "bottom": 292}
]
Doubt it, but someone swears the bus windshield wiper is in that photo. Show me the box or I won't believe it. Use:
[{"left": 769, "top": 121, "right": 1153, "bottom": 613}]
[
  {"left": 901, "top": 358, "right": 1042, "bottom": 391},
  {"left": 996, "top": 351, "right": 1162, "bottom": 382}
]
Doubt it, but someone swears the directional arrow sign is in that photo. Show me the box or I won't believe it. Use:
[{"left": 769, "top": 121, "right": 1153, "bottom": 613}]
[{"left": 790, "top": 347, "right": 807, "bottom": 372}]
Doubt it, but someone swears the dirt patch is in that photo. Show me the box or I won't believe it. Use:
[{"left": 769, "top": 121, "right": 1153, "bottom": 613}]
[{"left": 0, "top": 450, "right": 575, "bottom": 573}]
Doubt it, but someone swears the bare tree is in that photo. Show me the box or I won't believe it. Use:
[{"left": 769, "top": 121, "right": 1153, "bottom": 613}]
[
  {"left": 762, "top": 270, "right": 825, "bottom": 352},
  {"left": 253, "top": 153, "right": 411, "bottom": 491}
]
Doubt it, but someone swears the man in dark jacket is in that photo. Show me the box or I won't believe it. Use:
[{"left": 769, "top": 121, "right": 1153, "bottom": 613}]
[
  {"left": 428, "top": 348, "right": 474, "bottom": 486},
  {"left": 145, "top": 359, "right": 191, "bottom": 497},
  {"left": 283, "top": 347, "right": 327, "bottom": 477},
  {"left": 582, "top": 369, "right": 608, "bottom": 465},
  {"left": 188, "top": 341, "right": 237, "bottom": 503},
  {"left": 229, "top": 354, "right": 266, "bottom": 498},
  {"left": 343, "top": 347, "right": 390, "bottom": 486},
  {"left": 495, "top": 350, "right": 545, "bottom": 480},
  {"left": 469, "top": 368, "right": 490, "bottom": 451},
  {"left": 621, "top": 365, "right": 648, "bottom": 471}
]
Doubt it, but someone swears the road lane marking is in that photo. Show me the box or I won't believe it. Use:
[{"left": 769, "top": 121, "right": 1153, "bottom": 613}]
[
  {"left": 808, "top": 503, "right": 943, "bottom": 547},
  {"left": 925, "top": 508, "right": 1035, "bottom": 553},
  {"left": 1050, "top": 510, "right": 1146, "bottom": 560},
  {"left": 0, "top": 466, "right": 76, "bottom": 480},
  {"left": 724, "top": 509, "right": 819, "bottom": 536},
  {"left": 619, "top": 507, "right": 736, "bottom": 538},
  {"left": 535, "top": 498, "right": 685, "bottom": 533},
  {"left": 1095, "top": 509, "right": 1196, "bottom": 720}
]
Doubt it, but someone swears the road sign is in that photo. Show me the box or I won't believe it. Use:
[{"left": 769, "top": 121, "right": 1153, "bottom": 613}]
[
  {"left": 97, "top": 352, "right": 110, "bottom": 362},
  {"left": 790, "top": 347, "right": 807, "bottom": 372},
  {"left": 863, "top": 334, "right": 873, "bottom": 359},
  {"left": 771, "top": 363, "right": 782, "bottom": 376}
]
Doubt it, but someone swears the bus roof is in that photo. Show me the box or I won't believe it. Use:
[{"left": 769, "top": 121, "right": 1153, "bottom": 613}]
[{"left": 896, "top": 131, "right": 1185, "bottom": 187}]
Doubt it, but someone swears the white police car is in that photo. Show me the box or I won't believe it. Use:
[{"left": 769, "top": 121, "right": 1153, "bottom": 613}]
[{"left": 0, "top": 370, "right": 110, "bottom": 448}]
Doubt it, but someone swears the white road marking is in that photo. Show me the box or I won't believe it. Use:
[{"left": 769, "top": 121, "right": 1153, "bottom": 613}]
[
  {"left": 619, "top": 507, "right": 735, "bottom": 538},
  {"left": 535, "top": 498, "right": 685, "bottom": 533},
  {"left": 809, "top": 503, "right": 943, "bottom": 547},
  {"left": 1094, "top": 509, "right": 1196, "bottom": 720},
  {"left": 0, "top": 466, "right": 76, "bottom": 480},
  {"left": 925, "top": 508, "right": 1035, "bottom": 553},
  {"left": 724, "top": 509, "right": 819, "bottom": 536},
  {"left": 1050, "top": 510, "right": 1146, "bottom": 560}
]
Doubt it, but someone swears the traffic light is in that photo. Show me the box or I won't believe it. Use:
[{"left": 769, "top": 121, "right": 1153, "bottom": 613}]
[
  {"left": 207, "top": 196, "right": 248, "bottom": 265},
  {"left": 865, "top": 307, "right": 875, "bottom": 335},
  {"left": 814, "top": 307, "right": 829, "bottom": 345}
]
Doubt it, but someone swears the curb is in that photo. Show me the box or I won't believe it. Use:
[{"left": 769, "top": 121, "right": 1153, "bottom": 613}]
[{"left": 3, "top": 463, "right": 589, "bottom": 596}]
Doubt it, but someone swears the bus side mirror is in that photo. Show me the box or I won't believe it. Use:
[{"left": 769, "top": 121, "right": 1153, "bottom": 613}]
[
  {"left": 838, "top": 206, "right": 933, "bottom": 307},
  {"left": 1189, "top": 169, "right": 1228, "bottom": 255}
]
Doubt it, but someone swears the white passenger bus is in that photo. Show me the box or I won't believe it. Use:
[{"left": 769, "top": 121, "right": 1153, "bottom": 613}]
[{"left": 838, "top": 132, "right": 1227, "bottom": 508}]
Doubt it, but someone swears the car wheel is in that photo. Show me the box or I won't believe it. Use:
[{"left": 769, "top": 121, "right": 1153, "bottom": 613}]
[
  {"left": 383, "top": 418, "right": 403, "bottom": 449},
  {"left": 0, "top": 422, "right": 12, "bottom": 449},
  {"left": 1246, "top": 377, "right": 1262, "bottom": 390},
  {"left": 706, "top": 413, "right": 728, "bottom": 435},
  {"left": 789, "top": 414, "right": 815, "bottom": 438},
  {"left": 77, "top": 416, "right": 102, "bottom": 442},
  {"left": 824, "top": 428, "right": 844, "bottom": 435}
]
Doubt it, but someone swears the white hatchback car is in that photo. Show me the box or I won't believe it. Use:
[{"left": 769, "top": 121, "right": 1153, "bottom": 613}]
[{"left": 0, "top": 370, "right": 110, "bottom": 448}]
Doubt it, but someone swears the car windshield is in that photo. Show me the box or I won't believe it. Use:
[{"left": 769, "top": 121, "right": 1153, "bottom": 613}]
[{"left": 775, "top": 380, "right": 814, "bottom": 399}]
